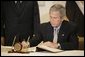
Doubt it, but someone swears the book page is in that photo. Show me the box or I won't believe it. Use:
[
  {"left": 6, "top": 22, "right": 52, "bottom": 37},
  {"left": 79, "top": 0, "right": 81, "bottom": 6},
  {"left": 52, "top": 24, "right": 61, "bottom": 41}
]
[{"left": 37, "top": 44, "right": 63, "bottom": 53}]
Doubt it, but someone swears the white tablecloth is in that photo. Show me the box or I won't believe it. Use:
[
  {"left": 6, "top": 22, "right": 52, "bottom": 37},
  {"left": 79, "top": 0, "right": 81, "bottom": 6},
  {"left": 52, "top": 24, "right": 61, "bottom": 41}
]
[{"left": 1, "top": 46, "right": 84, "bottom": 56}]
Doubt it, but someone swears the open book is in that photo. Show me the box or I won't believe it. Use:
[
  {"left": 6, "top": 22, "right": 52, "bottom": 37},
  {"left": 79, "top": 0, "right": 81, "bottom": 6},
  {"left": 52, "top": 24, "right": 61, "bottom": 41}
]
[{"left": 36, "top": 42, "right": 63, "bottom": 53}]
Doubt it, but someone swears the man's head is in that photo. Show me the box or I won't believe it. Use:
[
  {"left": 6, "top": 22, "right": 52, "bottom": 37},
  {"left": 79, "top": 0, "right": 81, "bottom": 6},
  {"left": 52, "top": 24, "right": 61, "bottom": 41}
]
[{"left": 49, "top": 4, "right": 66, "bottom": 27}]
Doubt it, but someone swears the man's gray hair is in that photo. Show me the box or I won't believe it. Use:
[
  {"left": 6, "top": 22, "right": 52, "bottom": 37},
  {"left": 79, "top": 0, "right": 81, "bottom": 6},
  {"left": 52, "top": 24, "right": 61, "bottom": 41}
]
[{"left": 49, "top": 4, "right": 66, "bottom": 18}]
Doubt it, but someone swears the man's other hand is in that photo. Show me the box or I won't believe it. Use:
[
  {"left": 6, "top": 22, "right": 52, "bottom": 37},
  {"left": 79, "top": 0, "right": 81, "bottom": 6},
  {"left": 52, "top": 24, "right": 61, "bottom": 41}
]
[{"left": 42, "top": 41, "right": 58, "bottom": 48}]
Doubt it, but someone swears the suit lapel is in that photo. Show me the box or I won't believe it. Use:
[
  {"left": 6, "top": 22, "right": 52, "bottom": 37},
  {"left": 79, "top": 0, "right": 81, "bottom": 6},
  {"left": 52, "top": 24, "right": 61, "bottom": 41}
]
[
  {"left": 58, "top": 21, "right": 65, "bottom": 42},
  {"left": 47, "top": 22, "right": 54, "bottom": 42}
]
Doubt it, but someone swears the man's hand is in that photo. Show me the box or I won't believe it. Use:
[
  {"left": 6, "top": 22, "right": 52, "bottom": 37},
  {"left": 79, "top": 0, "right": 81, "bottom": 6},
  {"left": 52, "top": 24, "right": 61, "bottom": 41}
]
[
  {"left": 21, "top": 41, "right": 30, "bottom": 48},
  {"left": 42, "top": 41, "right": 58, "bottom": 48},
  {"left": 1, "top": 36, "right": 5, "bottom": 46}
]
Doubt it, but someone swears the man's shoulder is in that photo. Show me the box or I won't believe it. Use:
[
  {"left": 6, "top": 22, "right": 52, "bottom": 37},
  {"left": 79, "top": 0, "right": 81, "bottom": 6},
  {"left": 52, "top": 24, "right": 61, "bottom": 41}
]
[
  {"left": 62, "top": 20, "right": 77, "bottom": 28},
  {"left": 40, "top": 22, "right": 52, "bottom": 30},
  {"left": 40, "top": 22, "right": 50, "bottom": 27}
]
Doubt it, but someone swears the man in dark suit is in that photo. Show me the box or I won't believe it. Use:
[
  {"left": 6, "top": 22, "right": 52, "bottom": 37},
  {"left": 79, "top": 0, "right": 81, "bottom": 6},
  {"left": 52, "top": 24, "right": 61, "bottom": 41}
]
[
  {"left": 1, "top": 1, "right": 40, "bottom": 46},
  {"left": 29, "top": 4, "right": 78, "bottom": 50}
]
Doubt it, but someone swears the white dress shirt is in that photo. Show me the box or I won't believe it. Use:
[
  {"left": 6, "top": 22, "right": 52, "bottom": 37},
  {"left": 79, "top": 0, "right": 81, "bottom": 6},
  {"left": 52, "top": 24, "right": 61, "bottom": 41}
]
[{"left": 53, "top": 25, "right": 61, "bottom": 43}]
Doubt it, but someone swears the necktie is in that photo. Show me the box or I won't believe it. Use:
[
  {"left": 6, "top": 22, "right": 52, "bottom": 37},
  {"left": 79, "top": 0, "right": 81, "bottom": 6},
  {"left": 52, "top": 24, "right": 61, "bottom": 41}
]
[{"left": 53, "top": 28, "right": 59, "bottom": 43}]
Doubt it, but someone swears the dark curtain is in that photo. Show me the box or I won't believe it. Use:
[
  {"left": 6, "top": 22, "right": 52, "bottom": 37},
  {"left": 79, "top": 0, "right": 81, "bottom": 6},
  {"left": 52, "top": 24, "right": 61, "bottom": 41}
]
[{"left": 66, "top": 1, "right": 84, "bottom": 37}]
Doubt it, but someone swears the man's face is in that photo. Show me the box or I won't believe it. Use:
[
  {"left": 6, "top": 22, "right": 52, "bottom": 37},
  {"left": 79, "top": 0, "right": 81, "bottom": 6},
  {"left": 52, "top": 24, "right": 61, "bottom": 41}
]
[{"left": 49, "top": 11, "right": 62, "bottom": 27}]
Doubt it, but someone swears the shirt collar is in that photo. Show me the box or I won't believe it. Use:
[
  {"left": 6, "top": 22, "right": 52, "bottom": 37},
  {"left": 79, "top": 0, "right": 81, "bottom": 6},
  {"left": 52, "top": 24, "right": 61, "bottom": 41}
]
[{"left": 54, "top": 22, "right": 62, "bottom": 30}]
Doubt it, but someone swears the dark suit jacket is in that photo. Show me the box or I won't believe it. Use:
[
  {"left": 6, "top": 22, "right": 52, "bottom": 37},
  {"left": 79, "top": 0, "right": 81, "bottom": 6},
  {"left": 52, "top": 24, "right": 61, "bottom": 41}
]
[
  {"left": 66, "top": 1, "right": 84, "bottom": 37},
  {"left": 1, "top": 1, "right": 40, "bottom": 46},
  {"left": 30, "top": 20, "right": 79, "bottom": 50}
]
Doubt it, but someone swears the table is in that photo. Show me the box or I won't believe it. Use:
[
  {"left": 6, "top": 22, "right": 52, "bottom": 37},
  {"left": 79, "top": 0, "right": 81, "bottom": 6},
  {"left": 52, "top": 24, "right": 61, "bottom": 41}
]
[{"left": 1, "top": 46, "right": 84, "bottom": 56}]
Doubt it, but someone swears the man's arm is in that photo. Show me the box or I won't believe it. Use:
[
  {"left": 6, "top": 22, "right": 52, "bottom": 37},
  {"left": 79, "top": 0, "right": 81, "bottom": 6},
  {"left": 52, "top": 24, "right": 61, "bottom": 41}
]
[
  {"left": 29, "top": 1, "right": 41, "bottom": 47},
  {"left": 29, "top": 28, "right": 43, "bottom": 47},
  {"left": 1, "top": 1, "right": 5, "bottom": 45},
  {"left": 33, "top": 1, "right": 40, "bottom": 36},
  {"left": 1, "top": 1, "right": 5, "bottom": 37},
  {"left": 60, "top": 24, "right": 79, "bottom": 50}
]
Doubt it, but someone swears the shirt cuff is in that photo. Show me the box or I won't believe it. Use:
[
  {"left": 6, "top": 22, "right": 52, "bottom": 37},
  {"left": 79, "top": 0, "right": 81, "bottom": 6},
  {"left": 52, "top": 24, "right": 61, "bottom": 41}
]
[{"left": 57, "top": 43, "right": 61, "bottom": 49}]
